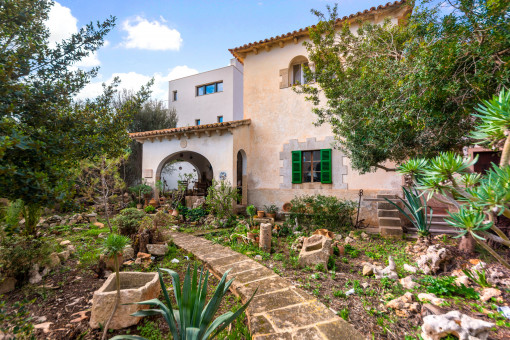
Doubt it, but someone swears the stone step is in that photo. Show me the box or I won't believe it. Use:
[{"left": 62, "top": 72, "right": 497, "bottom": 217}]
[
  {"left": 377, "top": 202, "right": 400, "bottom": 210},
  {"left": 379, "top": 217, "right": 401, "bottom": 227},
  {"left": 378, "top": 210, "right": 400, "bottom": 218},
  {"left": 376, "top": 194, "right": 398, "bottom": 199}
]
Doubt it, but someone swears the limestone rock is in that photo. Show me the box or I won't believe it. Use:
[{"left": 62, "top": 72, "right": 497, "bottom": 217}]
[
  {"left": 67, "top": 245, "right": 76, "bottom": 254},
  {"left": 334, "top": 234, "right": 343, "bottom": 241},
  {"left": 480, "top": 287, "right": 502, "bottom": 302},
  {"left": 29, "top": 264, "right": 42, "bottom": 284},
  {"left": 48, "top": 252, "right": 61, "bottom": 269},
  {"left": 455, "top": 276, "right": 470, "bottom": 287},
  {"left": 363, "top": 265, "right": 374, "bottom": 276},
  {"left": 146, "top": 244, "right": 168, "bottom": 256},
  {"left": 0, "top": 277, "right": 16, "bottom": 294},
  {"left": 344, "top": 236, "right": 355, "bottom": 245},
  {"left": 361, "top": 232, "right": 370, "bottom": 240},
  {"left": 418, "top": 293, "right": 445, "bottom": 306},
  {"left": 404, "top": 264, "right": 418, "bottom": 273},
  {"left": 421, "top": 311, "right": 494, "bottom": 340},
  {"left": 298, "top": 234, "right": 332, "bottom": 268},
  {"left": 60, "top": 240, "right": 71, "bottom": 246},
  {"left": 123, "top": 246, "right": 135, "bottom": 260},
  {"left": 93, "top": 222, "right": 105, "bottom": 228},
  {"left": 34, "top": 321, "right": 53, "bottom": 333},
  {"left": 400, "top": 276, "right": 419, "bottom": 290},
  {"left": 291, "top": 236, "right": 305, "bottom": 252},
  {"left": 58, "top": 250, "right": 70, "bottom": 262},
  {"left": 374, "top": 256, "right": 398, "bottom": 280},
  {"left": 89, "top": 272, "right": 160, "bottom": 330},
  {"left": 385, "top": 292, "right": 418, "bottom": 317},
  {"left": 417, "top": 245, "right": 452, "bottom": 275}
]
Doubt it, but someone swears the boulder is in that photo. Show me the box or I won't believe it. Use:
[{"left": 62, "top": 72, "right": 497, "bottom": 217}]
[
  {"left": 0, "top": 277, "right": 16, "bottom": 294},
  {"left": 48, "top": 252, "right": 61, "bottom": 269},
  {"left": 361, "top": 232, "right": 370, "bottom": 240},
  {"left": 86, "top": 212, "right": 98, "bottom": 223},
  {"left": 344, "top": 236, "right": 355, "bottom": 245},
  {"left": 146, "top": 244, "right": 168, "bottom": 256},
  {"left": 89, "top": 272, "right": 160, "bottom": 330},
  {"left": 404, "top": 264, "right": 418, "bottom": 273},
  {"left": 362, "top": 265, "right": 374, "bottom": 277},
  {"left": 57, "top": 250, "right": 70, "bottom": 262},
  {"left": 93, "top": 222, "right": 105, "bottom": 228},
  {"left": 60, "top": 240, "right": 71, "bottom": 246},
  {"left": 298, "top": 234, "right": 332, "bottom": 268},
  {"left": 312, "top": 228, "right": 334, "bottom": 239},
  {"left": 29, "top": 264, "right": 42, "bottom": 284},
  {"left": 385, "top": 292, "right": 419, "bottom": 317},
  {"left": 480, "top": 287, "right": 502, "bottom": 302},
  {"left": 418, "top": 293, "right": 445, "bottom": 306},
  {"left": 400, "top": 276, "right": 420, "bottom": 290},
  {"left": 290, "top": 236, "right": 305, "bottom": 252},
  {"left": 455, "top": 276, "right": 470, "bottom": 287},
  {"left": 421, "top": 311, "right": 494, "bottom": 340},
  {"left": 417, "top": 245, "right": 452, "bottom": 275},
  {"left": 123, "top": 246, "right": 135, "bottom": 261},
  {"left": 374, "top": 256, "right": 398, "bottom": 280},
  {"left": 67, "top": 245, "right": 76, "bottom": 254}
]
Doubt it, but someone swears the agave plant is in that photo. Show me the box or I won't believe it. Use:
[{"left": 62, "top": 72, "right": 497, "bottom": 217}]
[
  {"left": 112, "top": 264, "right": 256, "bottom": 340},
  {"left": 385, "top": 187, "right": 432, "bottom": 238}
]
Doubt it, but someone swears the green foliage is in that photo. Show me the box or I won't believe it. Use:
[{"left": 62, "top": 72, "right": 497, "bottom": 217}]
[
  {"left": 385, "top": 187, "right": 432, "bottom": 237},
  {"left": 104, "top": 234, "right": 130, "bottom": 256},
  {"left": 289, "top": 194, "right": 356, "bottom": 231},
  {"left": 420, "top": 276, "right": 479, "bottom": 300},
  {"left": 112, "top": 265, "right": 256, "bottom": 340},
  {"left": 264, "top": 204, "right": 279, "bottom": 214},
  {"left": 338, "top": 307, "right": 349, "bottom": 321},
  {"left": 144, "top": 205, "right": 156, "bottom": 214},
  {"left": 327, "top": 255, "right": 335, "bottom": 270},
  {"left": 0, "top": 298, "right": 35, "bottom": 339},
  {"left": 3, "top": 200, "right": 24, "bottom": 234},
  {"left": 114, "top": 208, "right": 146, "bottom": 236},
  {"left": 462, "top": 268, "right": 492, "bottom": 288},
  {"left": 246, "top": 205, "right": 256, "bottom": 217},
  {"left": 343, "top": 244, "right": 360, "bottom": 258},
  {"left": 205, "top": 180, "right": 240, "bottom": 220},
  {"left": 136, "top": 320, "right": 166, "bottom": 340},
  {"left": 299, "top": 0, "right": 510, "bottom": 173},
  {"left": 0, "top": 235, "right": 51, "bottom": 282},
  {"left": 182, "top": 207, "right": 207, "bottom": 222}
]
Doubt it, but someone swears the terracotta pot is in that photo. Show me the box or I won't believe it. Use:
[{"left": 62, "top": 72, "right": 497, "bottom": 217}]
[
  {"left": 136, "top": 204, "right": 143, "bottom": 209},
  {"left": 257, "top": 211, "right": 265, "bottom": 218},
  {"left": 266, "top": 212, "right": 276, "bottom": 219},
  {"left": 247, "top": 232, "right": 256, "bottom": 240},
  {"left": 171, "top": 209, "right": 179, "bottom": 217},
  {"left": 149, "top": 198, "right": 158, "bottom": 207},
  {"left": 282, "top": 202, "right": 292, "bottom": 212}
]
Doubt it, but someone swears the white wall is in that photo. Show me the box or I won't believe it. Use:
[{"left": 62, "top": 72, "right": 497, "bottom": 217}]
[
  {"left": 160, "top": 161, "right": 198, "bottom": 190},
  {"left": 168, "top": 59, "right": 243, "bottom": 127}
]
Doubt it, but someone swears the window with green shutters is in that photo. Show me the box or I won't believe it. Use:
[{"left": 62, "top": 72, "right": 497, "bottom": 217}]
[{"left": 291, "top": 149, "right": 332, "bottom": 184}]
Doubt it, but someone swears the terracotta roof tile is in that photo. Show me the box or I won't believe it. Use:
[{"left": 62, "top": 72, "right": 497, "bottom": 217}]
[
  {"left": 229, "top": 0, "right": 408, "bottom": 62},
  {"left": 129, "top": 119, "right": 251, "bottom": 139}
]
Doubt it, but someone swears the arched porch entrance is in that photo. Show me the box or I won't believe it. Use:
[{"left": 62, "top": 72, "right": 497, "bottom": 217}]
[{"left": 236, "top": 149, "right": 247, "bottom": 205}]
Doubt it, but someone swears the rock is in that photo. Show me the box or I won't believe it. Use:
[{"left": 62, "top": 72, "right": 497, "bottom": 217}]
[
  {"left": 418, "top": 293, "right": 445, "bottom": 306},
  {"left": 363, "top": 265, "right": 374, "bottom": 276},
  {"left": 67, "top": 245, "right": 76, "bottom": 254},
  {"left": 344, "top": 236, "right": 355, "bottom": 244},
  {"left": 0, "top": 277, "right": 16, "bottom": 294},
  {"left": 259, "top": 223, "right": 272, "bottom": 252},
  {"left": 404, "top": 264, "right": 418, "bottom": 273},
  {"left": 385, "top": 292, "right": 418, "bottom": 317},
  {"left": 254, "top": 255, "right": 262, "bottom": 261},
  {"left": 290, "top": 236, "right": 305, "bottom": 252},
  {"left": 123, "top": 246, "right": 135, "bottom": 261},
  {"left": 374, "top": 256, "right": 398, "bottom": 280},
  {"left": 137, "top": 252, "right": 151, "bottom": 260},
  {"left": 71, "top": 310, "right": 89, "bottom": 323},
  {"left": 421, "top": 311, "right": 494, "bottom": 340},
  {"left": 48, "top": 252, "right": 61, "bottom": 269},
  {"left": 29, "top": 264, "right": 42, "bottom": 284},
  {"left": 146, "top": 244, "right": 168, "bottom": 256},
  {"left": 60, "top": 240, "right": 71, "bottom": 246},
  {"left": 361, "top": 232, "right": 370, "bottom": 240},
  {"left": 348, "top": 231, "right": 357, "bottom": 239},
  {"left": 298, "top": 234, "right": 332, "bottom": 268},
  {"left": 313, "top": 228, "right": 334, "bottom": 239},
  {"left": 98, "top": 232, "right": 108, "bottom": 238},
  {"left": 472, "top": 261, "right": 486, "bottom": 271},
  {"left": 89, "top": 272, "right": 161, "bottom": 330},
  {"left": 480, "top": 287, "right": 502, "bottom": 302},
  {"left": 334, "top": 234, "right": 343, "bottom": 241},
  {"left": 417, "top": 245, "right": 452, "bottom": 275},
  {"left": 57, "top": 250, "right": 70, "bottom": 262},
  {"left": 93, "top": 222, "right": 104, "bottom": 228},
  {"left": 421, "top": 303, "right": 447, "bottom": 318},
  {"left": 400, "top": 276, "right": 420, "bottom": 290},
  {"left": 34, "top": 321, "right": 53, "bottom": 333},
  {"left": 455, "top": 276, "right": 470, "bottom": 287},
  {"left": 123, "top": 260, "right": 134, "bottom": 266},
  {"left": 86, "top": 213, "right": 98, "bottom": 223}
]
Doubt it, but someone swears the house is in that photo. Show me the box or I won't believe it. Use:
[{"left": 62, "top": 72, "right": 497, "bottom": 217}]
[{"left": 130, "top": 0, "right": 411, "bottom": 231}]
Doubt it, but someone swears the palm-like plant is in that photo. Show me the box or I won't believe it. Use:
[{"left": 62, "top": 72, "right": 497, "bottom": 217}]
[
  {"left": 112, "top": 265, "right": 256, "bottom": 340},
  {"left": 385, "top": 187, "right": 432, "bottom": 239}
]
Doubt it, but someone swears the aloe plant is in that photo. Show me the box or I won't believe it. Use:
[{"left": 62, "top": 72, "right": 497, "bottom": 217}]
[
  {"left": 112, "top": 265, "right": 256, "bottom": 340},
  {"left": 385, "top": 187, "right": 432, "bottom": 238}
]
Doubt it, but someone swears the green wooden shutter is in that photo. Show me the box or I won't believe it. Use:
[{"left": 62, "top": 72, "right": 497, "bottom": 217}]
[
  {"left": 291, "top": 151, "right": 302, "bottom": 184},
  {"left": 321, "top": 149, "right": 332, "bottom": 184}
]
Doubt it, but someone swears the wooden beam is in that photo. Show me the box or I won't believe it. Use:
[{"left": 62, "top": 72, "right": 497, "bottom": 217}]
[
  {"left": 227, "top": 128, "right": 233, "bottom": 135},
  {"left": 216, "top": 129, "right": 222, "bottom": 136},
  {"left": 157, "top": 136, "right": 163, "bottom": 142},
  {"left": 253, "top": 47, "right": 258, "bottom": 55},
  {"left": 165, "top": 135, "right": 173, "bottom": 141},
  {"left": 293, "top": 36, "right": 298, "bottom": 44},
  {"left": 279, "top": 41, "right": 284, "bottom": 48},
  {"left": 148, "top": 137, "right": 155, "bottom": 143},
  {"left": 194, "top": 131, "right": 201, "bottom": 138},
  {"left": 183, "top": 132, "right": 189, "bottom": 139},
  {"left": 265, "top": 44, "right": 270, "bottom": 52},
  {"left": 204, "top": 130, "right": 211, "bottom": 137}
]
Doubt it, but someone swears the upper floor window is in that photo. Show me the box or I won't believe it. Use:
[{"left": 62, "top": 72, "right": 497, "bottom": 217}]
[
  {"left": 195, "top": 119, "right": 201, "bottom": 125},
  {"left": 172, "top": 90, "right": 178, "bottom": 101},
  {"left": 292, "top": 62, "right": 308, "bottom": 85},
  {"left": 217, "top": 116, "right": 223, "bottom": 123},
  {"left": 280, "top": 55, "right": 311, "bottom": 89},
  {"left": 196, "top": 81, "right": 223, "bottom": 96}
]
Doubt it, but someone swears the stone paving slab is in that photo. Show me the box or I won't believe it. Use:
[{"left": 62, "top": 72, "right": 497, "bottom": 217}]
[{"left": 165, "top": 231, "right": 364, "bottom": 340}]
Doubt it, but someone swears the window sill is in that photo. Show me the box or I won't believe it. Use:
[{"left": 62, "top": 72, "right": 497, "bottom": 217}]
[{"left": 292, "top": 182, "right": 332, "bottom": 189}]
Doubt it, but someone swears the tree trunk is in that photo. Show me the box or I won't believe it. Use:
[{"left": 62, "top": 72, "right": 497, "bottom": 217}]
[
  {"left": 458, "top": 233, "right": 475, "bottom": 253},
  {"left": 101, "top": 253, "right": 121, "bottom": 340},
  {"left": 101, "top": 157, "right": 112, "bottom": 232}
]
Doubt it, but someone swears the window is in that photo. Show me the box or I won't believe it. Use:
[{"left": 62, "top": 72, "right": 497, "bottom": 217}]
[
  {"left": 291, "top": 149, "right": 332, "bottom": 184},
  {"left": 292, "top": 62, "right": 308, "bottom": 85},
  {"left": 172, "top": 90, "right": 177, "bottom": 101},
  {"left": 196, "top": 81, "right": 223, "bottom": 96},
  {"left": 195, "top": 119, "right": 201, "bottom": 125},
  {"left": 217, "top": 116, "right": 223, "bottom": 123},
  {"left": 280, "top": 56, "right": 311, "bottom": 89}
]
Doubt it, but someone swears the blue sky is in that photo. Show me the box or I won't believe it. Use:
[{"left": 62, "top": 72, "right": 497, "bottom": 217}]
[{"left": 49, "top": 0, "right": 404, "bottom": 100}]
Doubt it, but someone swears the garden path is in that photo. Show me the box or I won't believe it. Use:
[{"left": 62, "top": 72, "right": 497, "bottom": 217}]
[{"left": 164, "top": 231, "right": 363, "bottom": 340}]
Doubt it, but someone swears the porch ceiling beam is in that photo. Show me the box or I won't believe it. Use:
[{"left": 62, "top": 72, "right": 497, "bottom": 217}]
[
  {"left": 183, "top": 132, "right": 189, "bottom": 139},
  {"left": 204, "top": 130, "right": 210, "bottom": 137},
  {"left": 194, "top": 131, "right": 201, "bottom": 138},
  {"left": 216, "top": 129, "right": 222, "bottom": 136},
  {"left": 148, "top": 137, "right": 155, "bottom": 143},
  {"left": 165, "top": 135, "right": 173, "bottom": 141}
]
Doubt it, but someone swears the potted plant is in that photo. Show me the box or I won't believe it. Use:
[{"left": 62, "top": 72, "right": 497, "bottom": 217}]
[
  {"left": 144, "top": 205, "right": 156, "bottom": 214},
  {"left": 128, "top": 184, "right": 145, "bottom": 209},
  {"left": 246, "top": 205, "right": 256, "bottom": 229},
  {"left": 247, "top": 228, "right": 259, "bottom": 243},
  {"left": 257, "top": 210, "right": 265, "bottom": 218},
  {"left": 140, "top": 184, "right": 153, "bottom": 207},
  {"left": 264, "top": 204, "right": 279, "bottom": 219}
]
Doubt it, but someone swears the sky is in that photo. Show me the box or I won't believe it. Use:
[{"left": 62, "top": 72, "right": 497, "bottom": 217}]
[{"left": 49, "top": 0, "right": 405, "bottom": 101}]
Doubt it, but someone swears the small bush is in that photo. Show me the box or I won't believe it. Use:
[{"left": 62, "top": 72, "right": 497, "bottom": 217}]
[
  {"left": 114, "top": 208, "right": 146, "bottom": 236},
  {"left": 0, "top": 236, "right": 51, "bottom": 282},
  {"left": 205, "top": 180, "right": 240, "bottom": 219},
  {"left": 289, "top": 194, "right": 356, "bottom": 232},
  {"left": 144, "top": 205, "right": 156, "bottom": 213},
  {"left": 420, "top": 276, "right": 479, "bottom": 300}
]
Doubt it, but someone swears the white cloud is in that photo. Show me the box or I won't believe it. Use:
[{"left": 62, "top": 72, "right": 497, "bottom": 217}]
[
  {"left": 45, "top": 2, "right": 104, "bottom": 68},
  {"left": 120, "top": 16, "right": 183, "bottom": 51},
  {"left": 77, "top": 65, "right": 198, "bottom": 101}
]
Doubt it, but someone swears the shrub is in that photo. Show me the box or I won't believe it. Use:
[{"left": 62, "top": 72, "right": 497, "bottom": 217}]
[
  {"left": 205, "top": 180, "right": 240, "bottom": 219},
  {"left": 289, "top": 194, "right": 356, "bottom": 231},
  {"left": 420, "top": 276, "right": 479, "bottom": 300},
  {"left": 0, "top": 298, "right": 34, "bottom": 338},
  {"left": 0, "top": 235, "right": 51, "bottom": 282},
  {"left": 114, "top": 208, "right": 146, "bottom": 236},
  {"left": 144, "top": 205, "right": 155, "bottom": 214}
]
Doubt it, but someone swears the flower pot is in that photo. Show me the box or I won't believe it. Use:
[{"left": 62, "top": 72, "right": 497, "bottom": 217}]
[
  {"left": 266, "top": 212, "right": 276, "bottom": 219},
  {"left": 136, "top": 204, "right": 143, "bottom": 209},
  {"left": 257, "top": 211, "right": 265, "bottom": 218},
  {"left": 149, "top": 198, "right": 158, "bottom": 207},
  {"left": 171, "top": 209, "right": 179, "bottom": 217},
  {"left": 247, "top": 232, "right": 256, "bottom": 240}
]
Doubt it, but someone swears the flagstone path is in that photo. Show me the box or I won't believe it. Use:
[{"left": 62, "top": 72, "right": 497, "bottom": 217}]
[{"left": 165, "top": 231, "right": 363, "bottom": 340}]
